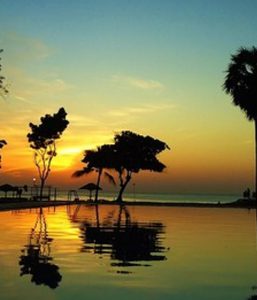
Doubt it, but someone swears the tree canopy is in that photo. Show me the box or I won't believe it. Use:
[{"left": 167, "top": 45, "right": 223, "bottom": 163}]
[
  {"left": 114, "top": 131, "right": 169, "bottom": 173},
  {"left": 28, "top": 107, "right": 69, "bottom": 150},
  {"left": 73, "top": 131, "right": 169, "bottom": 202},
  {"left": 72, "top": 144, "right": 116, "bottom": 202},
  {"left": 113, "top": 131, "right": 169, "bottom": 202},
  {"left": 223, "top": 46, "right": 257, "bottom": 121}
]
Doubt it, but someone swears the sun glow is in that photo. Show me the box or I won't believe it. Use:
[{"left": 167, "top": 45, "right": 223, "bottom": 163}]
[
  {"left": 58, "top": 147, "right": 84, "bottom": 155},
  {"left": 1, "top": 0, "right": 257, "bottom": 194}
]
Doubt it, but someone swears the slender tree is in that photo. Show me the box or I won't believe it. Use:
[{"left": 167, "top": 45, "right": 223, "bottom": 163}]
[
  {"left": 113, "top": 131, "right": 170, "bottom": 202},
  {"left": 27, "top": 108, "right": 69, "bottom": 200},
  {"left": 223, "top": 47, "right": 257, "bottom": 201},
  {"left": 72, "top": 144, "right": 116, "bottom": 202}
]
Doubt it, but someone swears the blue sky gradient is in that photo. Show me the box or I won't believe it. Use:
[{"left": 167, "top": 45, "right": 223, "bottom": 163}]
[{"left": 1, "top": 1, "right": 257, "bottom": 194}]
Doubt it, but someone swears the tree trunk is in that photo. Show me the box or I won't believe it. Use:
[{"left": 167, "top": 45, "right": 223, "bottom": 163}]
[
  {"left": 95, "top": 204, "right": 100, "bottom": 228},
  {"left": 116, "top": 184, "right": 127, "bottom": 203},
  {"left": 116, "top": 174, "right": 131, "bottom": 203},
  {"left": 116, "top": 204, "right": 123, "bottom": 228},
  {"left": 94, "top": 168, "right": 102, "bottom": 203},
  {"left": 39, "top": 178, "right": 45, "bottom": 201},
  {"left": 255, "top": 120, "right": 257, "bottom": 207}
]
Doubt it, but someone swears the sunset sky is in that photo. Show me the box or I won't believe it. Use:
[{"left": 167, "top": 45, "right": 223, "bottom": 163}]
[{"left": 0, "top": 0, "right": 257, "bottom": 194}]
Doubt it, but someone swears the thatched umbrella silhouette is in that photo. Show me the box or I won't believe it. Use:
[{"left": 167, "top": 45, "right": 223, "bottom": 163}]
[
  {"left": 80, "top": 183, "right": 102, "bottom": 201},
  {"left": 0, "top": 184, "right": 16, "bottom": 198}
]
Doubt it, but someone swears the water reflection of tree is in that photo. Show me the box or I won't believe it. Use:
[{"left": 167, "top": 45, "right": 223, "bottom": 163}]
[
  {"left": 74, "top": 204, "right": 167, "bottom": 270},
  {"left": 19, "top": 207, "right": 62, "bottom": 289},
  {"left": 247, "top": 286, "right": 257, "bottom": 300}
]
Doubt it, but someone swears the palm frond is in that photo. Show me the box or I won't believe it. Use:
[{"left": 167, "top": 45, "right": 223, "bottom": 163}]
[
  {"left": 0, "top": 140, "right": 7, "bottom": 149},
  {"left": 223, "top": 46, "right": 257, "bottom": 121},
  {"left": 104, "top": 171, "right": 116, "bottom": 186},
  {"left": 72, "top": 167, "right": 93, "bottom": 178}
]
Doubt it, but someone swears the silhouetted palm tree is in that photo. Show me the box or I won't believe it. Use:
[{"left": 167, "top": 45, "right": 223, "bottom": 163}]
[
  {"left": 72, "top": 144, "right": 115, "bottom": 202},
  {"left": 223, "top": 47, "right": 257, "bottom": 200}
]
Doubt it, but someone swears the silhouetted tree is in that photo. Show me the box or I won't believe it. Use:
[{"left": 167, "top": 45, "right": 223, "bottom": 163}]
[
  {"left": 72, "top": 144, "right": 115, "bottom": 202},
  {"left": 27, "top": 108, "right": 69, "bottom": 200},
  {"left": 113, "top": 131, "right": 169, "bottom": 202},
  {"left": 223, "top": 47, "right": 257, "bottom": 200},
  {"left": 0, "top": 139, "right": 7, "bottom": 169}
]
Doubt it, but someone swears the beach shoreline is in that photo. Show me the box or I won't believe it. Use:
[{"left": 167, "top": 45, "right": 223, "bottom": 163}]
[{"left": 0, "top": 198, "right": 256, "bottom": 212}]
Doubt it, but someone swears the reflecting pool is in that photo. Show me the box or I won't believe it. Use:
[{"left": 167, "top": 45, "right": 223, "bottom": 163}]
[{"left": 0, "top": 204, "right": 256, "bottom": 300}]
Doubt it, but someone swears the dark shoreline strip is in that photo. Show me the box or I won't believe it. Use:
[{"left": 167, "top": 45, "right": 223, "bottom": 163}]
[
  {"left": 0, "top": 198, "right": 256, "bottom": 212},
  {"left": 0, "top": 201, "right": 71, "bottom": 212}
]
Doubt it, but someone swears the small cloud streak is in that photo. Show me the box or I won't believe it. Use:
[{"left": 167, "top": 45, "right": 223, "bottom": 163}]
[
  {"left": 3, "top": 32, "right": 73, "bottom": 104},
  {"left": 6, "top": 67, "right": 74, "bottom": 104},
  {"left": 14, "top": 95, "right": 33, "bottom": 104},
  {"left": 108, "top": 103, "right": 175, "bottom": 118},
  {"left": 112, "top": 74, "right": 164, "bottom": 90},
  {"left": 129, "top": 78, "right": 164, "bottom": 90},
  {"left": 68, "top": 114, "right": 101, "bottom": 127},
  {"left": 243, "top": 140, "right": 253, "bottom": 145},
  {"left": 3, "top": 31, "right": 52, "bottom": 62}
]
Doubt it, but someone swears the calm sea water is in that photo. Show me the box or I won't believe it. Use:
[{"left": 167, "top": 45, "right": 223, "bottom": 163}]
[
  {"left": 62, "top": 190, "right": 239, "bottom": 203},
  {"left": 0, "top": 204, "right": 256, "bottom": 300},
  {"left": 20, "top": 187, "right": 239, "bottom": 203}
]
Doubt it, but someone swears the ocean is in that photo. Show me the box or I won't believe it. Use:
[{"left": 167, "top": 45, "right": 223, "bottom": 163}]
[
  {"left": 16, "top": 186, "right": 239, "bottom": 204},
  {"left": 0, "top": 205, "right": 256, "bottom": 300}
]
